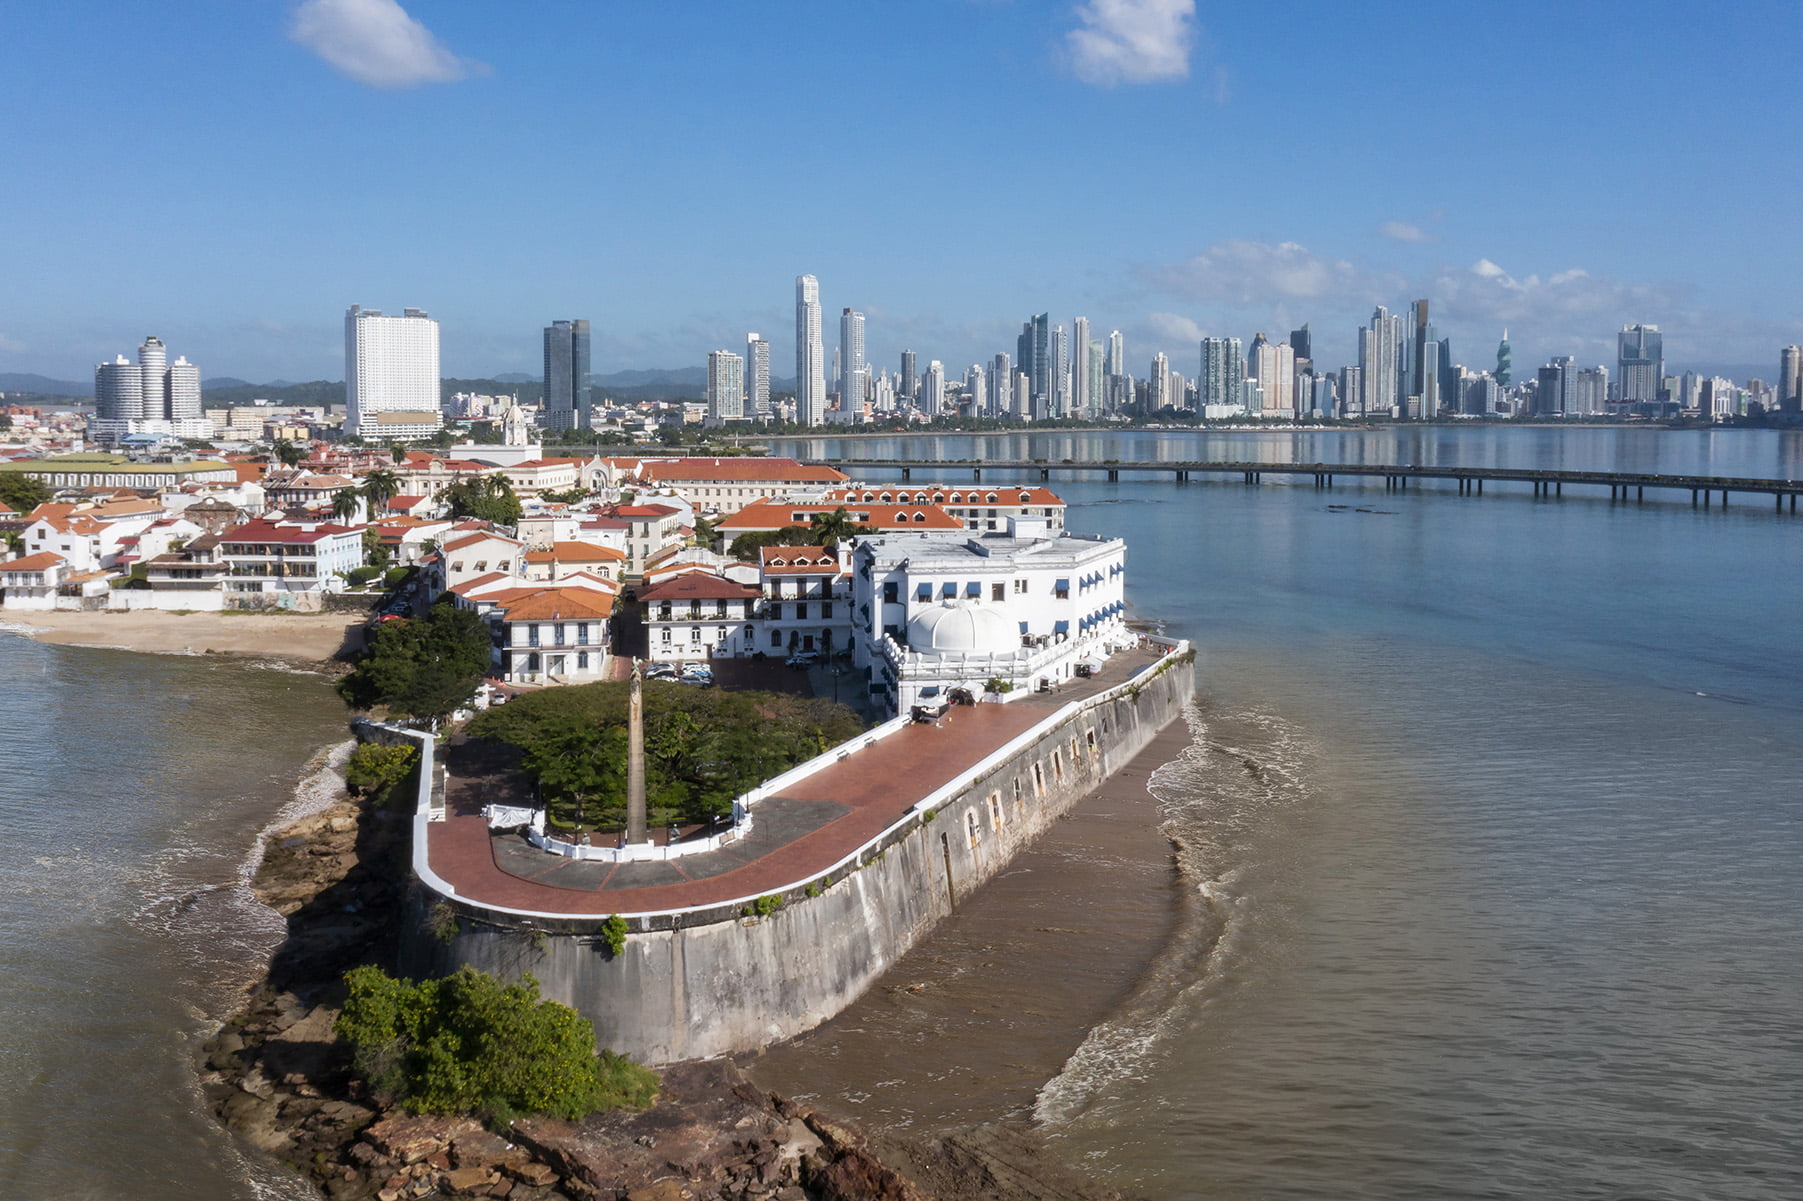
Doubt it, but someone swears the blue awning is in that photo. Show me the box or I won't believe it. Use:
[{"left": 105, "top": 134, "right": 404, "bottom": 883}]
[
  {"left": 966, "top": 581, "right": 982, "bottom": 596},
  {"left": 1055, "top": 578, "right": 1070, "bottom": 591},
  {"left": 1054, "top": 620, "right": 1069, "bottom": 633},
  {"left": 916, "top": 582, "right": 932, "bottom": 599},
  {"left": 942, "top": 581, "right": 958, "bottom": 597},
  {"left": 1019, "top": 621, "right": 1029, "bottom": 634}
]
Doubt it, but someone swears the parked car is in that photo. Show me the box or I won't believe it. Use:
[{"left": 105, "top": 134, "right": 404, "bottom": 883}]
[
  {"left": 643, "top": 662, "right": 678, "bottom": 679},
  {"left": 785, "top": 652, "right": 818, "bottom": 668}
]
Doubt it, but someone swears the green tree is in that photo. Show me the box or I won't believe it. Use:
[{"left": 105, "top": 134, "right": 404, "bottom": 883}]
[
  {"left": 335, "top": 965, "right": 656, "bottom": 1121},
  {"left": 271, "top": 439, "right": 306, "bottom": 467},
  {"left": 336, "top": 602, "right": 492, "bottom": 723},
  {"left": 443, "top": 475, "right": 522, "bottom": 526},
  {"left": 0, "top": 473, "right": 52, "bottom": 515},
  {"left": 361, "top": 467, "right": 404, "bottom": 516},
  {"left": 808, "top": 506, "right": 869, "bottom": 551},
  {"left": 390, "top": 443, "right": 407, "bottom": 464},
  {"left": 332, "top": 488, "right": 362, "bottom": 523}
]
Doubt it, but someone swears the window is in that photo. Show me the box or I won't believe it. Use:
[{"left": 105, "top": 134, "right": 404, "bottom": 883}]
[
  {"left": 577, "top": 623, "right": 590, "bottom": 645},
  {"left": 554, "top": 622, "right": 566, "bottom": 645},
  {"left": 528, "top": 625, "right": 540, "bottom": 648},
  {"left": 715, "top": 600, "right": 728, "bottom": 617},
  {"left": 577, "top": 651, "right": 589, "bottom": 670},
  {"left": 821, "top": 601, "right": 832, "bottom": 618},
  {"left": 1053, "top": 750, "right": 1064, "bottom": 783},
  {"left": 770, "top": 629, "right": 782, "bottom": 646},
  {"left": 797, "top": 601, "right": 810, "bottom": 620},
  {"left": 1032, "top": 762, "right": 1044, "bottom": 797},
  {"left": 966, "top": 810, "right": 980, "bottom": 847},
  {"left": 988, "top": 793, "right": 1003, "bottom": 830},
  {"left": 1014, "top": 578, "right": 1027, "bottom": 594},
  {"left": 662, "top": 628, "right": 673, "bottom": 642},
  {"left": 883, "top": 582, "right": 898, "bottom": 604},
  {"left": 689, "top": 625, "right": 701, "bottom": 641},
  {"left": 992, "top": 582, "right": 1006, "bottom": 602},
  {"left": 769, "top": 602, "right": 782, "bottom": 621}
]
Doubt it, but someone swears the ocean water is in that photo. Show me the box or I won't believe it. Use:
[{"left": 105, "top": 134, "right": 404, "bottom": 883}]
[
  {"left": 0, "top": 637, "right": 348, "bottom": 1201},
  {"left": 758, "top": 428, "right": 1803, "bottom": 1199}
]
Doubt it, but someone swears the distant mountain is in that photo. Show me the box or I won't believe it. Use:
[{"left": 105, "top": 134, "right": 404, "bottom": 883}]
[
  {"left": 0, "top": 372, "right": 92, "bottom": 398},
  {"left": 203, "top": 379, "right": 345, "bottom": 408},
  {"left": 201, "top": 376, "right": 254, "bottom": 389},
  {"left": 493, "top": 372, "right": 535, "bottom": 384}
]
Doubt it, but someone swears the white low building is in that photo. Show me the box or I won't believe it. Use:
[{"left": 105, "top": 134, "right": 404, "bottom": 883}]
[{"left": 848, "top": 518, "right": 1131, "bottom": 715}]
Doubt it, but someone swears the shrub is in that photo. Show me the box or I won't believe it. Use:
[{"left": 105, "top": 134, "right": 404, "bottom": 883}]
[
  {"left": 600, "top": 914, "right": 628, "bottom": 957},
  {"left": 346, "top": 566, "right": 381, "bottom": 587},
  {"left": 345, "top": 741, "right": 418, "bottom": 799},
  {"left": 984, "top": 676, "right": 1014, "bottom": 694},
  {"left": 335, "top": 965, "right": 657, "bottom": 1121},
  {"left": 383, "top": 566, "right": 411, "bottom": 587}
]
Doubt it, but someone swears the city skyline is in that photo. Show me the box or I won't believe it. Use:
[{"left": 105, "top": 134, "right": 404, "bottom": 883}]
[{"left": 4, "top": 2, "right": 1800, "bottom": 384}]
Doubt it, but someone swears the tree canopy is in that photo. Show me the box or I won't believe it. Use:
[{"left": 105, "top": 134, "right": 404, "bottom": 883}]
[
  {"left": 0, "top": 472, "right": 52, "bottom": 514},
  {"left": 443, "top": 475, "right": 522, "bottom": 526},
  {"left": 336, "top": 602, "right": 492, "bottom": 722},
  {"left": 465, "top": 680, "right": 865, "bottom": 830},
  {"left": 335, "top": 965, "right": 657, "bottom": 1121}
]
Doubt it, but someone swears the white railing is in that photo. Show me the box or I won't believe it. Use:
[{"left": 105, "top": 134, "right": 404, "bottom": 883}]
[{"left": 408, "top": 638, "right": 1191, "bottom": 925}]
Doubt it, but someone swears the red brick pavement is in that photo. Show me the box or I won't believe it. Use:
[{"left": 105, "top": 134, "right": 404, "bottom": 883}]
[{"left": 425, "top": 644, "right": 1168, "bottom": 917}]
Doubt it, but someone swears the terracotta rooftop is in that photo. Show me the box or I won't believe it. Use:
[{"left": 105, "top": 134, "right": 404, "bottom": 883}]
[{"left": 637, "top": 573, "right": 760, "bottom": 602}]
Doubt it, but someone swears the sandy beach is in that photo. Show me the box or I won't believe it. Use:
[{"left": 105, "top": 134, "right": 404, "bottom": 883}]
[{"left": 0, "top": 609, "right": 365, "bottom": 663}]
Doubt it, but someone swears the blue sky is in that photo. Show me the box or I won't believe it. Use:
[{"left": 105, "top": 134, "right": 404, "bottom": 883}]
[{"left": 4, "top": 0, "right": 1799, "bottom": 385}]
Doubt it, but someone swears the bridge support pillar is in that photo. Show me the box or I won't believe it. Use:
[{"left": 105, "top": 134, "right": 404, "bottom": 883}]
[
  {"left": 972, "top": 467, "right": 981, "bottom": 482},
  {"left": 1637, "top": 486, "right": 1643, "bottom": 502},
  {"left": 1556, "top": 482, "right": 1562, "bottom": 497},
  {"left": 1107, "top": 469, "right": 1119, "bottom": 482},
  {"left": 1039, "top": 468, "right": 1049, "bottom": 481},
  {"left": 901, "top": 466, "right": 911, "bottom": 481}
]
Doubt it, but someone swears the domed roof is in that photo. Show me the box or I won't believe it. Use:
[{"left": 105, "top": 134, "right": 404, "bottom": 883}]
[{"left": 907, "top": 601, "right": 1018, "bottom": 655}]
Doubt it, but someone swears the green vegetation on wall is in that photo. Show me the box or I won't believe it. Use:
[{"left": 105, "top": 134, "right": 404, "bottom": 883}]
[
  {"left": 335, "top": 602, "right": 492, "bottom": 724},
  {"left": 334, "top": 965, "right": 657, "bottom": 1121}
]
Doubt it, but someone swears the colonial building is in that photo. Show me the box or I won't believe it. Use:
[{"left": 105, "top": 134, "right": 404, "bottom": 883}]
[
  {"left": 217, "top": 519, "right": 364, "bottom": 598},
  {"left": 756, "top": 545, "right": 851, "bottom": 659},
  {"left": 637, "top": 571, "right": 760, "bottom": 663},
  {"left": 523, "top": 540, "right": 628, "bottom": 583},
  {"left": 633, "top": 457, "right": 847, "bottom": 513},
  {"left": 0, "top": 552, "right": 68, "bottom": 609},
  {"left": 848, "top": 519, "right": 1130, "bottom": 714},
  {"left": 485, "top": 583, "right": 617, "bottom": 685},
  {"left": 713, "top": 499, "right": 963, "bottom": 548},
  {"left": 822, "top": 484, "right": 1066, "bottom": 533}
]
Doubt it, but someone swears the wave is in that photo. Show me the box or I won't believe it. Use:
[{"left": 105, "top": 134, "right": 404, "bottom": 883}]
[{"left": 1034, "top": 697, "right": 1317, "bottom": 1126}]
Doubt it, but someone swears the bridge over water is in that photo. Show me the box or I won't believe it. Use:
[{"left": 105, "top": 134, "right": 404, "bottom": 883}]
[{"left": 813, "top": 458, "right": 1803, "bottom": 512}]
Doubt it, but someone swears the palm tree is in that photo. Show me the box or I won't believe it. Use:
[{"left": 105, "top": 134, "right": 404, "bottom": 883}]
[
  {"left": 361, "top": 468, "right": 403, "bottom": 516},
  {"left": 272, "top": 439, "right": 306, "bottom": 467},
  {"left": 810, "top": 506, "right": 864, "bottom": 552},
  {"left": 331, "top": 489, "right": 362, "bottom": 523}
]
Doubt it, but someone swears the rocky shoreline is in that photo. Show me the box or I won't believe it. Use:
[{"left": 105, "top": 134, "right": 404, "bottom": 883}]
[{"left": 203, "top": 757, "right": 1133, "bottom": 1201}]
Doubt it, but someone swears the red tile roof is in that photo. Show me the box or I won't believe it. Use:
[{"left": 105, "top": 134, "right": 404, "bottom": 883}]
[
  {"left": 716, "top": 499, "right": 964, "bottom": 533},
  {"left": 2, "top": 552, "right": 65, "bottom": 572},
  {"left": 220, "top": 519, "right": 359, "bottom": 544},
  {"left": 638, "top": 456, "right": 846, "bottom": 483},
  {"left": 637, "top": 573, "right": 760, "bottom": 602}
]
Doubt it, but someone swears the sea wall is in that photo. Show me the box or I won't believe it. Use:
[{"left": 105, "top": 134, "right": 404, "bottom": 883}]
[{"left": 396, "top": 643, "right": 1194, "bottom": 1065}]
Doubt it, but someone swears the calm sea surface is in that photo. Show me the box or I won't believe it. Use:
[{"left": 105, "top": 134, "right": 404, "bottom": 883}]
[
  {"left": 756, "top": 427, "right": 1803, "bottom": 1200},
  {"left": 0, "top": 639, "right": 347, "bottom": 1201}
]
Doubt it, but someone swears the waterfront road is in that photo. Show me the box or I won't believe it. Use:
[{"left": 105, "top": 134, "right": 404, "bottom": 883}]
[{"left": 427, "top": 642, "right": 1170, "bottom": 917}]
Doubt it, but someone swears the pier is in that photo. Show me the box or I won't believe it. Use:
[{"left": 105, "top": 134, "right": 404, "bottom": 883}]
[{"left": 813, "top": 458, "right": 1803, "bottom": 511}]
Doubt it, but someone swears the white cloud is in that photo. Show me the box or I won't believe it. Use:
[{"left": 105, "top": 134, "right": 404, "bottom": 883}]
[
  {"left": 1380, "top": 220, "right": 1437, "bottom": 244},
  {"left": 1147, "top": 312, "right": 1204, "bottom": 343},
  {"left": 289, "top": 0, "right": 485, "bottom": 89},
  {"left": 1066, "top": 0, "right": 1197, "bottom": 86},
  {"left": 1146, "top": 239, "right": 1393, "bottom": 309}
]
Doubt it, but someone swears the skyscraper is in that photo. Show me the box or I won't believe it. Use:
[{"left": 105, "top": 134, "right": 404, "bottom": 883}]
[
  {"left": 707, "top": 349, "right": 744, "bottom": 424},
  {"left": 1072, "top": 317, "right": 1091, "bottom": 418},
  {"left": 1251, "top": 335, "right": 1296, "bottom": 418},
  {"left": 1150, "top": 352, "right": 1171, "bottom": 410},
  {"left": 746, "top": 333, "right": 771, "bottom": 417},
  {"left": 345, "top": 305, "right": 441, "bottom": 440},
  {"left": 542, "top": 319, "right": 592, "bottom": 432},
  {"left": 95, "top": 354, "right": 145, "bottom": 420},
  {"left": 795, "top": 275, "right": 826, "bottom": 426},
  {"left": 166, "top": 355, "right": 200, "bottom": 419},
  {"left": 1779, "top": 346, "right": 1802, "bottom": 415},
  {"left": 922, "top": 360, "right": 946, "bottom": 413},
  {"left": 991, "top": 351, "right": 1013, "bottom": 417},
  {"left": 1049, "top": 324, "right": 1069, "bottom": 417},
  {"left": 1200, "top": 337, "right": 1244, "bottom": 412},
  {"left": 92, "top": 335, "right": 207, "bottom": 443},
  {"left": 1289, "top": 324, "right": 1312, "bottom": 363},
  {"left": 839, "top": 308, "right": 865, "bottom": 408},
  {"left": 1408, "top": 300, "right": 1432, "bottom": 405},
  {"left": 1359, "top": 306, "right": 1404, "bottom": 415},
  {"left": 1020, "top": 313, "right": 1049, "bottom": 414},
  {"left": 900, "top": 350, "right": 917, "bottom": 401},
  {"left": 1496, "top": 329, "right": 1512, "bottom": 388},
  {"left": 1617, "top": 324, "right": 1663, "bottom": 402}
]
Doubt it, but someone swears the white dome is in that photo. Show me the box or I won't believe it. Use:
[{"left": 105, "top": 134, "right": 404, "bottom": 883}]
[{"left": 907, "top": 601, "right": 1018, "bottom": 654}]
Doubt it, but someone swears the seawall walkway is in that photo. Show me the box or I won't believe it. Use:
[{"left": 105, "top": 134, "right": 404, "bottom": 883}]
[{"left": 424, "top": 641, "right": 1169, "bottom": 918}]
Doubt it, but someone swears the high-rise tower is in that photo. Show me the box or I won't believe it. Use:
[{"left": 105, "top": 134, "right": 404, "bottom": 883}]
[
  {"left": 542, "top": 319, "right": 592, "bottom": 432},
  {"left": 1072, "top": 317, "right": 1092, "bottom": 418},
  {"left": 1200, "top": 337, "right": 1244, "bottom": 412},
  {"left": 1780, "top": 346, "right": 1802, "bottom": 415},
  {"left": 839, "top": 308, "right": 865, "bottom": 408},
  {"left": 345, "top": 305, "right": 441, "bottom": 440},
  {"left": 1617, "top": 324, "right": 1663, "bottom": 403},
  {"left": 746, "top": 333, "right": 771, "bottom": 417},
  {"left": 900, "top": 349, "right": 917, "bottom": 400},
  {"left": 707, "top": 349, "right": 745, "bottom": 423},
  {"left": 1496, "top": 329, "right": 1512, "bottom": 388},
  {"left": 795, "top": 276, "right": 826, "bottom": 425}
]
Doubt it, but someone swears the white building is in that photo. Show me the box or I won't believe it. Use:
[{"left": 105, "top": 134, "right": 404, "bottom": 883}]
[
  {"left": 638, "top": 571, "right": 760, "bottom": 663},
  {"left": 706, "top": 350, "right": 745, "bottom": 424},
  {"left": 795, "top": 275, "right": 826, "bottom": 426},
  {"left": 90, "top": 337, "right": 212, "bottom": 445},
  {"left": 218, "top": 519, "right": 364, "bottom": 598},
  {"left": 746, "top": 333, "right": 771, "bottom": 417},
  {"left": 346, "top": 305, "right": 442, "bottom": 441},
  {"left": 849, "top": 519, "right": 1130, "bottom": 715}
]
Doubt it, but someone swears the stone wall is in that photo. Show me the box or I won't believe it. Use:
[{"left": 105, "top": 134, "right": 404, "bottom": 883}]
[{"left": 399, "top": 646, "right": 1195, "bottom": 1065}]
